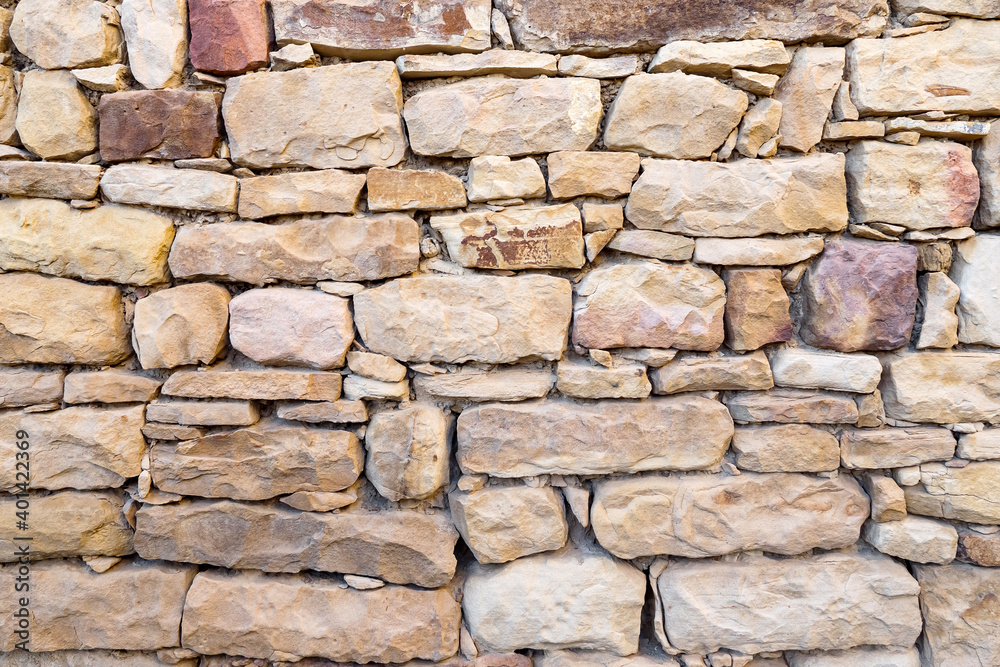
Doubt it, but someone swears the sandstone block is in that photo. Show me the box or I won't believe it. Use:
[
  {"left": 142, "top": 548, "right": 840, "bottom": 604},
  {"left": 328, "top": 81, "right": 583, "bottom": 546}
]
[
  {"left": 735, "top": 98, "right": 782, "bottom": 157},
  {"left": 276, "top": 400, "right": 368, "bottom": 424},
  {"left": 0, "top": 649, "right": 194, "bottom": 666},
  {"left": 914, "top": 563, "right": 1000, "bottom": 666},
  {"left": 189, "top": 0, "right": 269, "bottom": 75},
  {"left": 727, "top": 390, "right": 859, "bottom": 424},
  {"left": 98, "top": 90, "right": 220, "bottom": 162},
  {"left": 917, "top": 272, "right": 960, "bottom": 349},
  {"left": 73, "top": 64, "right": 131, "bottom": 93},
  {"left": 693, "top": 236, "right": 824, "bottom": 266},
  {"left": 11, "top": 0, "right": 122, "bottom": 69},
  {"left": 957, "top": 429, "right": 1000, "bottom": 460},
  {"left": 862, "top": 473, "right": 908, "bottom": 523},
  {"left": 413, "top": 368, "right": 555, "bottom": 402},
  {"left": 879, "top": 352, "right": 1000, "bottom": 423},
  {"left": 365, "top": 403, "right": 451, "bottom": 501},
  {"left": 958, "top": 527, "right": 1000, "bottom": 567},
  {"left": 466, "top": 156, "right": 546, "bottom": 202},
  {"left": 396, "top": 50, "right": 557, "bottom": 78},
  {"left": 0, "top": 66, "right": 17, "bottom": 146},
  {"left": 732, "top": 424, "right": 840, "bottom": 473},
  {"left": 905, "top": 461, "right": 1000, "bottom": 523},
  {"left": 162, "top": 367, "right": 342, "bottom": 402},
  {"left": 101, "top": 164, "right": 238, "bottom": 213},
  {"left": 0, "top": 368, "right": 64, "bottom": 408},
  {"left": 547, "top": 152, "right": 640, "bottom": 199},
  {"left": 650, "top": 352, "right": 774, "bottom": 394},
  {"left": 582, "top": 204, "right": 625, "bottom": 234},
  {"left": 864, "top": 516, "right": 957, "bottom": 564},
  {"left": 605, "top": 230, "right": 693, "bottom": 261},
  {"left": 368, "top": 167, "right": 466, "bottom": 212},
  {"left": 450, "top": 486, "right": 567, "bottom": 563},
  {"left": 342, "top": 375, "right": 410, "bottom": 401},
  {"left": 648, "top": 39, "right": 789, "bottom": 77},
  {"left": 16, "top": 70, "right": 97, "bottom": 161},
  {"left": 0, "top": 162, "right": 101, "bottom": 200},
  {"left": 556, "top": 359, "right": 651, "bottom": 399},
  {"left": 281, "top": 489, "right": 357, "bottom": 512},
  {"left": 772, "top": 47, "right": 845, "bottom": 152},
  {"left": 558, "top": 55, "right": 639, "bottom": 78},
  {"left": 770, "top": 348, "right": 881, "bottom": 393},
  {"left": 786, "top": 647, "right": 920, "bottom": 667},
  {"left": 347, "top": 351, "right": 407, "bottom": 383},
  {"left": 64, "top": 370, "right": 161, "bottom": 404},
  {"left": 120, "top": 0, "right": 187, "bottom": 89},
  {"left": 133, "top": 284, "right": 230, "bottom": 369},
  {"left": 952, "top": 235, "right": 1000, "bottom": 346},
  {"left": 240, "top": 170, "right": 366, "bottom": 218},
  {"left": 145, "top": 399, "right": 259, "bottom": 426},
  {"left": 722, "top": 269, "right": 792, "bottom": 351},
  {"left": 974, "top": 121, "right": 1000, "bottom": 228},
  {"left": 893, "top": 0, "right": 1000, "bottom": 15}
]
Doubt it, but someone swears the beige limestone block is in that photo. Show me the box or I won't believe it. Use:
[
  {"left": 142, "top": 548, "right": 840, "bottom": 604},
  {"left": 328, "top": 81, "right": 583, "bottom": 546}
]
[
  {"left": 787, "top": 647, "right": 919, "bottom": 667},
  {"left": 573, "top": 261, "right": 725, "bottom": 351},
  {"left": 396, "top": 50, "right": 557, "bottom": 78},
  {"left": 0, "top": 367, "right": 64, "bottom": 408},
  {"left": 145, "top": 399, "right": 259, "bottom": 426},
  {"left": 957, "top": 526, "right": 1000, "bottom": 567},
  {"left": 414, "top": 367, "right": 554, "bottom": 402},
  {"left": 604, "top": 73, "right": 748, "bottom": 159},
  {"left": 275, "top": 399, "right": 368, "bottom": 424},
  {"left": 355, "top": 274, "right": 572, "bottom": 363},
  {"left": 694, "top": 236, "right": 823, "bottom": 266},
  {"left": 736, "top": 98, "right": 782, "bottom": 157},
  {"left": 648, "top": 39, "right": 789, "bottom": 77},
  {"left": 957, "top": 429, "right": 1000, "bottom": 460},
  {"left": 558, "top": 55, "right": 638, "bottom": 78},
  {"left": 732, "top": 70, "right": 781, "bottom": 98},
  {"left": 431, "top": 204, "right": 585, "bottom": 269},
  {"left": 368, "top": 167, "right": 466, "bottom": 212},
  {"left": 0, "top": 66, "right": 17, "bottom": 146},
  {"left": 16, "top": 70, "right": 97, "bottom": 160},
  {"left": 450, "top": 486, "right": 567, "bottom": 563},
  {"left": 0, "top": 558, "right": 196, "bottom": 652},
  {"left": 168, "top": 214, "right": 419, "bottom": 284},
  {"left": 769, "top": 348, "right": 882, "bottom": 393},
  {"left": 120, "top": 0, "right": 187, "bottom": 89},
  {"left": 404, "top": 76, "right": 601, "bottom": 157},
  {"left": 280, "top": 489, "right": 356, "bottom": 512},
  {"left": 347, "top": 351, "right": 407, "bottom": 383},
  {"left": 73, "top": 63, "right": 131, "bottom": 92},
  {"left": 582, "top": 202, "right": 624, "bottom": 233},
  {"left": 539, "top": 651, "right": 681, "bottom": 667},
  {"left": 182, "top": 569, "right": 460, "bottom": 662},
  {"left": 141, "top": 423, "right": 206, "bottom": 440},
  {"left": 879, "top": 352, "right": 1000, "bottom": 423},
  {"left": 101, "top": 164, "right": 238, "bottom": 213},
  {"left": 772, "top": 47, "right": 845, "bottom": 152},
  {"left": 64, "top": 370, "right": 161, "bottom": 404},
  {"left": 650, "top": 351, "right": 773, "bottom": 394},
  {"left": 723, "top": 269, "right": 792, "bottom": 351},
  {"left": 547, "top": 151, "right": 641, "bottom": 199},
  {"left": 917, "top": 271, "right": 960, "bottom": 349},
  {"left": 133, "top": 283, "right": 230, "bottom": 369},
  {"left": 463, "top": 551, "right": 646, "bottom": 655},
  {"left": 162, "top": 366, "right": 342, "bottom": 402},
  {"left": 0, "top": 649, "right": 197, "bottom": 666},
  {"left": 592, "top": 473, "right": 867, "bottom": 559},
  {"left": 732, "top": 424, "right": 840, "bottom": 473},
  {"left": 458, "top": 396, "right": 733, "bottom": 477},
  {"left": 863, "top": 516, "right": 957, "bottom": 564},
  {"left": 727, "top": 389, "right": 859, "bottom": 424},
  {"left": 893, "top": 0, "right": 1000, "bottom": 15},
  {"left": 237, "top": 169, "right": 367, "bottom": 219},
  {"left": 914, "top": 562, "right": 1000, "bottom": 666},
  {"left": 626, "top": 154, "right": 847, "bottom": 237},
  {"left": 0, "top": 162, "right": 101, "bottom": 200},
  {"left": 0, "top": 273, "right": 130, "bottom": 365},
  {"left": 228, "top": 288, "right": 352, "bottom": 369},
  {"left": 841, "top": 427, "right": 956, "bottom": 469},
  {"left": 556, "top": 359, "right": 651, "bottom": 399},
  {"left": 223, "top": 62, "right": 406, "bottom": 169},
  {"left": 585, "top": 230, "right": 616, "bottom": 261},
  {"left": 974, "top": 121, "right": 1000, "bottom": 227},
  {"left": 905, "top": 461, "right": 1000, "bottom": 523},
  {"left": 861, "top": 473, "right": 907, "bottom": 522},
  {"left": 342, "top": 375, "right": 409, "bottom": 401},
  {"left": 604, "top": 230, "right": 693, "bottom": 261},
  {"left": 136, "top": 499, "right": 457, "bottom": 586},
  {"left": 466, "top": 156, "right": 546, "bottom": 202},
  {"left": 150, "top": 419, "right": 361, "bottom": 499},
  {"left": 365, "top": 403, "right": 451, "bottom": 501},
  {"left": 824, "top": 119, "right": 885, "bottom": 140},
  {"left": 952, "top": 235, "right": 1000, "bottom": 346},
  {"left": 0, "top": 198, "right": 174, "bottom": 285},
  {"left": 11, "top": 0, "right": 122, "bottom": 69}
]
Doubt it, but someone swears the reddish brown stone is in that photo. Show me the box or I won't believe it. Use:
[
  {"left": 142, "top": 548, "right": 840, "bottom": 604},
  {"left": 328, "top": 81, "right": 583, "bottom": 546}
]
[
  {"left": 98, "top": 91, "right": 221, "bottom": 162},
  {"left": 957, "top": 528, "right": 1000, "bottom": 567},
  {"left": 189, "top": 0, "right": 270, "bottom": 75},
  {"left": 723, "top": 269, "right": 792, "bottom": 351},
  {"left": 801, "top": 239, "right": 917, "bottom": 352}
]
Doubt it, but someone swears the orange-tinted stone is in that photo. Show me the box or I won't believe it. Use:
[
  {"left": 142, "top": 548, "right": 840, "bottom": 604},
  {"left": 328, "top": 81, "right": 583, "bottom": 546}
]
[
  {"left": 723, "top": 268, "right": 792, "bottom": 351},
  {"left": 98, "top": 90, "right": 220, "bottom": 162},
  {"left": 189, "top": 0, "right": 270, "bottom": 75}
]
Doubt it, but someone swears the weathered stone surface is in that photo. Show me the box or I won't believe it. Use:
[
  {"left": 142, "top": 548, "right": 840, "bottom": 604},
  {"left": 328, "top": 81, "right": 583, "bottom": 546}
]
[
  {"left": 957, "top": 429, "right": 1000, "bottom": 460},
  {"left": 893, "top": 0, "right": 1000, "bottom": 15},
  {"left": 958, "top": 527, "right": 1000, "bottom": 567},
  {"left": 0, "top": 368, "right": 64, "bottom": 408},
  {"left": 736, "top": 98, "right": 782, "bottom": 157},
  {"left": 10, "top": 0, "right": 122, "bottom": 69},
  {"left": 229, "top": 288, "right": 352, "bottom": 369},
  {"left": 0, "top": 162, "right": 101, "bottom": 200},
  {"left": 64, "top": 370, "right": 161, "bottom": 404},
  {"left": 732, "top": 424, "right": 841, "bottom": 473},
  {"left": 366, "top": 403, "right": 451, "bottom": 501},
  {"left": 915, "top": 563, "right": 1000, "bottom": 666},
  {"left": 169, "top": 215, "right": 419, "bottom": 284},
  {"left": 694, "top": 236, "right": 823, "bottom": 266},
  {"left": 626, "top": 154, "right": 847, "bottom": 237},
  {"left": 98, "top": 90, "right": 220, "bottom": 162},
  {"left": 573, "top": 261, "right": 725, "bottom": 351},
  {"left": 727, "top": 389, "right": 860, "bottom": 424},
  {"left": 238, "top": 169, "right": 366, "bottom": 219},
  {"left": 594, "top": 473, "right": 866, "bottom": 559},
  {"left": 556, "top": 360, "right": 651, "bottom": 399},
  {"left": 143, "top": 424, "right": 205, "bottom": 441},
  {"left": 0, "top": 649, "right": 194, "bottom": 666},
  {"left": 120, "top": 0, "right": 187, "bottom": 89},
  {"left": 162, "top": 367, "right": 342, "bottom": 402},
  {"left": 0, "top": 198, "right": 175, "bottom": 285},
  {"left": 848, "top": 19, "right": 1000, "bottom": 115},
  {"left": 355, "top": 275, "right": 571, "bottom": 363},
  {"left": 974, "top": 121, "right": 1000, "bottom": 228},
  {"left": 431, "top": 204, "right": 584, "bottom": 270},
  {"left": 0, "top": 273, "right": 130, "bottom": 365},
  {"left": 133, "top": 284, "right": 230, "bottom": 369},
  {"left": 605, "top": 231, "right": 693, "bottom": 261},
  {"left": 189, "top": 0, "right": 269, "bottom": 75},
  {"left": 917, "top": 272, "right": 960, "bottom": 349},
  {"left": 276, "top": 399, "right": 368, "bottom": 424},
  {"left": 0, "top": 66, "right": 17, "bottom": 146},
  {"left": 146, "top": 399, "right": 259, "bottom": 426},
  {"left": 223, "top": 63, "right": 406, "bottom": 169},
  {"left": 396, "top": 50, "right": 557, "bottom": 78},
  {"left": 414, "top": 368, "right": 554, "bottom": 402},
  {"left": 604, "top": 73, "right": 747, "bottom": 159},
  {"left": 547, "top": 152, "right": 641, "bottom": 199},
  {"left": 582, "top": 202, "right": 622, "bottom": 232},
  {"left": 905, "top": 461, "right": 1000, "bottom": 523},
  {"left": 879, "top": 352, "right": 1000, "bottom": 423},
  {"left": 136, "top": 500, "right": 456, "bottom": 586},
  {"left": 101, "top": 164, "right": 238, "bottom": 213},
  {"left": 458, "top": 397, "right": 733, "bottom": 476},
  {"left": 786, "top": 647, "right": 920, "bottom": 667},
  {"left": 863, "top": 473, "right": 908, "bottom": 523},
  {"left": 558, "top": 55, "right": 638, "bottom": 78},
  {"left": 864, "top": 516, "right": 957, "bottom": 564},
  {"left": 451, "top": 486, "right": 567, "bottom": 563},
  {"left": 841, "top": 427, "right": 956, "bottom": 469},
  {"left": 650, "top": 352, "right": 773, "bottom": 394},
  {"left": 73, "top": 64, "right": 131, "bottom": 93},
  {"left": 347, "top": 351, "right": 407, "bottom": 383},
  {"left": 537, "top": 650, "right": 680, "bottom": 667},
  {"left": 16, "top": 70, "right": 97, "bottom": 161},
  {"left": 952, "top": 235, "right": 1000, "bottom": 347},
  {"left": 342, "top": 375, "right": 410, "bottom": 401},
  {"left": 0, "top": 559, "right": 196, "bottom": 652},
  {"left": 464, "top": 551, "right": 646, "bottom": 655},
  {"left": 404, "top": 77, "right": 601, "bottom": 157},
  {"left": 368, "top": 168, "right": 466, "bottom": 212},
  {"left": 723, "top": 269, "right": 792, "bottom": 351},
  {"left": 281, "top": 489, "right": 357, "bottom": 512},
  {"left": 649, "top": 39, "right": 789, "bottom": 77},
  {"left": 271, "top": 0, "right": 490, "bottom": 58},
  {"left": 658, "top": 552, "right": 921, "bottom": 655},
  {"left": 466, "top": 156, "right": 546, "bottom": 202},
  {"left": 800, "top": 239, "right": 917, "bottom": 352},
  {"left": 770, "top": 348, "right": 881, "bottom": 393},
  {"left": 772, "top": 47, "right": 845, "bottom": 152}
]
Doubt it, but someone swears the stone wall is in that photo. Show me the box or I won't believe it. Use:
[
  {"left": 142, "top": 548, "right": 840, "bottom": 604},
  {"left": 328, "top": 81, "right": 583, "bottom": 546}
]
[{"left": 0, "top": 0, "right": 998, "bottom": 666}]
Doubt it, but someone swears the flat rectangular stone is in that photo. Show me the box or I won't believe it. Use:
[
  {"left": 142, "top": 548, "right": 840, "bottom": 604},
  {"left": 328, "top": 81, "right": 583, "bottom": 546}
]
[
  {"left": 458, "top": 396, "right": 733, "bottom": 477},
  {"left": 914, "top": 562, "right": 1000, "bottom": 667},
  {"left": 953, "top": 236, "right": 1000, "bottom": 346},
  {"left": 957, "top": 429, "right": 1000, "bottom": 460},
  {"left": 136, "top": 499, "right": 457, "bottom": 586},
  {"left": 547, "top": 151, "right": 641, "bottom": 199},
  {"left": 732, "top": 424, "right": 841, "bottom": 473},
  {"left": 145, "top": 399, "right": 259, "bottom": 426},
  {"left": 0, "top": 367, "right": 64, "bottom": 408},
  {"left": 414, "top": 368, "right": 554, "bottom": 402},
  {"left": 367, "top": 167, "right": 467, "bottom": 212},
  {"left": 880, "top": 352, "right": 1000, "bottom": 423},
  {"left": 396, "top": 50, "right": 557, "bottom": 78},
  {"left": 98, "top": 90, "right": 220, "bottom": 162},
  {"left": 885, "top": 117, "right": 990, "bottom": 139},
  {"left": 0, "top": 161, "right": 100, "bottom": 199},
  {"left": 787, "top": 648, "right": 921, "bottom": 667},
  {"left": 237, "top": 169, "right": 367, "bottom": 219},
  {"left": 693, "top": 236, "right": 824, "bottom": 266},
  {"left": 142, "top": 423, "right": 206, "bottom": 441},
  {"left": 558, "top": 54, "right": 639, "bottom": 78},
  {"left": 650, "top": 352, "right": 774, "bottom": 394},
  {"left": 726, "top": 389, "right": 860, "bottom": 424},
  {"left": 649, "top": 39, "right": 790, "bottom": 76},
  {"left": 769, "top": 348, "right": 882, "bottom": 393},
  {"left": 275, "top": 399, "right": 368, "bottom": 424},
  {"left": 905, "top": 461, "right": 1000, "bottom": 523},
  {"left": 605, "top": 230, "right": 694, "bottom": 261},
  {"left": 0, "top": 649, "right": 184, "bottom": 666},
  {"left": 63, "top": 370, "right": 162, "bottom": 404},
  {"left": 168, "top": 214, "right": 419, "bottom": 284},
  {"left": 162, "top": 368, "right": 342, "bottom": 401},
  {"left": 101, "top": 164, "right": 238, "bottom": 213},
  {"left": 556, "top": 360, "right": 651, "bottom": 399},
  {"left": 840, "top": 427, "right": 956, "bottom": 469}
]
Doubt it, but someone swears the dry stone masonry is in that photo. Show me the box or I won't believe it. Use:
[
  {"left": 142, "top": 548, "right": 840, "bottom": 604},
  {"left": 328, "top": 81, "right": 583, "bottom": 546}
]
[{"left": 1, "top": 0, "right": 1000, "bottom": 666}]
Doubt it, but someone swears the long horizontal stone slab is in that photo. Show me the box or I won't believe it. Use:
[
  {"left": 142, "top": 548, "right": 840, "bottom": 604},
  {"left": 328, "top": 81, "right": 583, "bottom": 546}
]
[
  {"left": 100, "top": 164, "right": 238, "bottom": 213},
  {"left": 0, "top": 367, "right": 65, "bottom": 408},
  {"left": 879, "top": 352, "right": 1000, "bottom": 423},
  {"left": 839, "top": 427, "right": 955, "bottom": 469},
  {"left": 162, "top": 368, "right": 342, "bottom": 401},
  {"left": 396, "top": 50, "right": 558, "bottom": 78},
  {"left": 0, "top": 161, "right": 101, "bottom": 199},
  {"left": 413, "top": 368, "right": 554, "bottom": 402},
  {"left": 237, "top": 169, "right": 367, "bottom": 219},
  {"left": 457, "top": 397, "right": 733, "bottom": 476},
  {"left": 905, "top": 461, "right": 1000, "bottom": 524}
]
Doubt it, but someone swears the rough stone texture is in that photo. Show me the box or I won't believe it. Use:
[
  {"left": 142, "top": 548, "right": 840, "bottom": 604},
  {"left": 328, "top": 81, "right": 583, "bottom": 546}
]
[
  {"left": 556, "top": 360, "right": 651, "bottom": 399},
  {"left": 558, "top": 54, "right": 638, "bottom": 78},
  {"left": 905, "top": 461, "right": 1000, "bottom": 523},
  {"left": 458, "top": 397, "right": 733, "bottom": 476},
  {"left": 974, "top": 122, "right": 1000, "bottom": 228},
  {"left": 952, "top": 235, "right": 1000, "bottom": 347},
  {"left": 732, "top": 424, "right": 841, "bottom": 473},
  {"left": 736, "top": 98, "right": 783, "bottom": 157},
  {"left": 98, "top": 90, "right": 220, "bottom": 162},
  {"left": 786, "top": 648, "right": 920, "bottom": 667},
  {"left": 64, "top": 370, "right": 161, "bottom": 404},
  {"left": 132, "top": 283, "right": 231, "bottom": 369},
  {"left": 355, "top": 275, "right": 572, "bottom": 363},
  {"left": 466, "top": 156, "right": 546, "bottom": 202},
  {"left": 0, "top": 66, "right": 17, "bottom": 146},
  {"left": 547, "top": 151, "right": 641, "bottom": 199},
  {"left": 957, "top": 429, "right": 1000, "bottom": 460},
  {"left": 917, "top": 272, "right": 960, "bottom": 349},
  {"left": 879, "top": 352, "right": 1000, "bottom": 423},
  {"left": 16, "top": 70, "right": 98, "bottom": 161},
  {"left": 649, "top": 39, "right": 789, "bottom": 77},
  {"left": 404, "top": 77, "right": 601, "bottom": 157},
  {"left": 347, "top": 351, "right": 407, "bottom": 383},
  {"left": 723, "top": 269, "right": 792, "bottom": 351},
  {"left": 414, "top": 368, "right": 554, "bottom": 402},
  {"left": 161, "top": 367, "right": 343, "bottom": 401},
  {"left": 893, "top": 0, "right": 1000, "bottom": 15},
  {"left": 863, "top": 516, "right": 957, "bottom": 564},
  {"left": 694, "top": 236, "right": 824, "bottom": 266},
  {"left": 396, "top": 50, "right": 558, "bottom": 78},
  {"left": 727, "top": 389, "right": 860, "bottom": 424},
  {"left": 0, "top": 162, "right": 101, "bottom": 200},
  {"left": 958, "top": 527, "right": 1000, "bottom": 567},
  {"left": 915, "top": 563, "right": 1000, "bottom": 667},
  {"left": 368, "top": 168, "right": 467, "bottom": 212},
  {"left": 605, "top": 231, "right": 693, "bottom": 262},
  {"left": 10, "top": 0, "right": 123, "bottom": 69},
  {"left": 238, "top": 170, "right": 366, "bottom": 219},
  {"left": 773, "top": 47, "right": 845, "bottom": 153},
  {"left": 276, "top": 399, "right": 368, "bottom": 424},
  {"left": 650, "top": 352, "right": 774, "bottom": 394},
  {"left": 450, "top": 486, "right": 567, "bottom": 563},
  {"left": 101, "top": 165, "right": 238, "bottom": 213},
  {"left": 840, "top": 427, "right": 956, "bottom": 469},
  {"left": 0, "top": 367, "right": 65, "bottom": 408},
  {"left": 189, "top": 0, "right": 269, "bottom": 75},
  {"left": 864, "top": 473, "right": 908, "bottom": 523},
  {"left": 146, "top": 399, "right": 260, "bottom": 426},
  {"left": 120, "top": 0, "right": 188, "bottom": 89},
  {"left": 0, "top": 650, "right": 195, "bottom": 666},
  {"left": 625, "top": 154, "right": 847, "bottom": 237},
  {"left": 365, "top": 404, "right": 450, "bottom": 501},
  {"left": 769, "top": 348, "right": 882, "bottom": 393}
]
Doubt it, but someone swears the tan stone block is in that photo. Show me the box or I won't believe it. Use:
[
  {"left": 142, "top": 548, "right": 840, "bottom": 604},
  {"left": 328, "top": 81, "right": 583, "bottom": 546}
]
[
  {"left": 957, "top": 429, "right": 1000, "bottom": 460},
  {"left": 864, "top": 515, "right": 957, "bottom": 564},
  {"left": 722, "top": 269, "right": 791, "bottom": 351},
  {"left": 101, "top": 164, "right": 238, "bottom": 213},
  {"left": 860, "top": 473, "right": 908, "bottom": 523},
  {"left": 396, "top": 50, "right": 557, "bottom": 78},
  {"left": 413, "top": 368, "right": 554, "bottom": 403},
  {"left": 840, "top": 427, "right": 955, "bottom": 469},
  {"left": 120, "top": 0, "right": 188, "bottom": 89},
  {"left": 769, "top": 348, "right": 882, "bottom": 393},
  {"left": 556, "top": 359, "right": 650, "bottom": 399},
  {"left": 605, "top": 230, "right": 693, "bottom": 261},
  {"left": 650, "top": 351, "right": 773, "bottom": 394},
  {"left": 582, "top": 202, "right": 624, "bottom": 233},
  {"left": 237, "top": 169, "right": 366, "bottom": 219},
  {"left": 346, "top": 351, "right": 407, "bottom": 383},
  {"left": 280, "top": 489, "right": 357, "bottom": 512},
  {"left": 0, "top": 162, "right": 101, "bottom": 200},
  {"left": 547, "top": 151, "right": 641, "bottom": 199},
  {"left": 11, "top": 0, "right": 123, "bottom": 69},
  {"left": 133, "top": 284, "right": 230, "bottom": 369},
  {"left": 368, "top": 167, "right": 467, "bottom": 211},
  {"left": 0, "top": 491, "right": 133, "bottom": 560},
  {"left": 0, "top": 66, "right": 17, "bottom": 145},
  {"left": 15, "top": 70, "right": 97, "bottom": 160},
  {"left": 880, "top": 352, "right": 1000, "bottom": 423},
  {"left": 735, "top": 98, "right": 782, "bottom": 157},
  {"left": 773, "top": 47, "right": 845, "bottom": 152},
  {"left": 466, "top": 156, "right": 546, "bottom": 202},
  {"left": 914, "top": 563, "right": 1000, "bottom": 666},
  {"left": 275, "top": 399, "right": 368, "bottom": 424},
  {"left": 162, "top": 366, "right": 342, "bottom": 402},
  {"left": 732, "top": 424, "right": 840, "bottom": 473},
  {"left": 905, "top": 461, "right": 1000, "bottom": 523},
  {"left": 732, "top": 68, "right": 780, "bottom": 96},
  {"left": 952, "top": 235, "right": 1000, "bottom": 346},
  {"left": 726, "top": 389, "right": 859, "bottom": 424},
  {"left": 64, "top": 370, "right": 161, "bottom": 404},
  {"left": 558, "top": 54, "right": 638, "bottom": 78},
  {"left": 450, "top": 486, "right": 567, "bottom": 563},
  {"left": 366, "top": 403, "right": 451, "bottom": 501},
  {"left": 145, "top": 399, "right": 259, "bottom": 427},
  {"left": 0, "top": 368, "right": 65, "bottom": 408},
  {"left": 649, "top": 39, "right": 789, "bottom": 76}
]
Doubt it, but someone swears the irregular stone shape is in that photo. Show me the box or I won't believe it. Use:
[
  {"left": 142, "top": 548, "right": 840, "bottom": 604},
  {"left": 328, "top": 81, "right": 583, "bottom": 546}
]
[
  {"left": 723, "top": 269, "right": 792, "bottom": 351},
  {"left": 168, "top": 215, "right": 419, "bottom": 284},
  {"left": 238, "top": 170, "right": 366, "bottom": 219},
  {"left": 649, "top": 39, "right": 789, "bottom": 76},
  {"left": 0, "top": 368, "right": 64, "bottom": 408},
  {"left": 342, "top": 375, "right": 410, "bottom": 401},
  {"left": 365, "top": 403, "right": 451, "bottom": 501},
  {"left": 592, "top": 473, "right": 867, "bottom": 559},
  {"left": 864, "top": 516, "right": 957, "bottom": 564},
  {"left": 659, "top": 552, "right": 920, "bottom": 655},
  {"left": 120, "top": 0, "right": 187, "bottom": 89},
  {"left": 558, "top": 54, "right": 639, "bottom": 78},
  {"left": 162, "top": 367, "right": 342, "bottom": 402},
  {"left": 694, "top": 236, "right": 823, "bottom": 266},
  {"left": 800, "top": 239, "right": 917, "bottom": 352},
  {"left": 347, "top": 351, "right": 407, "bottom": 383},
  {"left": 582, "top": 203, "right": 622, "bottom": 233},
  {"left": 846, "top": 141, "right": 979, "bottom": 230},
  {"left": 863, "top": 473, "right": 908, "bottom": 523},
  {"left": 182, "top": 569, "right": 461, "bottom": 662},
  {"left": 463, "top": 551, "right": 645, "bottom": 655},
  {"left": 466, "top": 156, "right": 546, "bottom": 202},
  {"left": 450, "top": 486, "right": 567, "bottom": 563},
  {"left": 73, "top": 64, "right": 131, "bottom": 93},
  {"left": 101, "top": 165, "right": 238, "bottom": 213},
  {"left": 732, "top": 424, "right": 840, "bottom": 473},
  {"left": 958, "top": 429, "right": 1000, "bottom": 460},
  {"left": 626, "top": 154, "right": 848, "bottom": 237},
  {"left": 396, "top": 50, "right": 557, "bottom": 78},
  {"left": 136, "top": 500, "right": 456, "bottom": 586},
  {"left": 772, "top": 47, "right": 844, "bottom": 152},
  {"left": 958, "top": 527, "right": 1000, "bottom": 567},
  {"left": 0, "top": 198, "right": 175, "bottom": 285},
  {"left": 276, "top": 399, "right": 368, "bottom": 424},
  {"left": 228, "top": 288, "right": 352, "bottom": 369},
  {"left": 0, "top": 162, "right": 101, "bottom": 200},
  {"left": 0, "top": 650, "right": 193, "bottom": 666},
  {"left": 281, "top": 489, "right": 357, "bottom": 512},
  {"left": 604, "top": 231, "right": 692, "bottom": 262},
  {"left": 413, "top": 368, "right": 554, "bottom": 402},
  {"left": 0, "top": 273, "right": 130, "bottom": 365},
  {"left": 727, "top": 390, "right": 860, "bottom": 424},
  {"left": 604, "top": 73, "right": 747, "bottom": 159},
  {"left": 736, "top": 98, "right": 782, "bottom": 157},
  {"left": 848, "top": 19, "right": 1000, "bottom": 115},
  {"left": 547, "top": 152, "right": 641, "bottom": 199},
  {"left": 146, "top": 400, "right": 259, "bottom": 426},
  {"left": 368, "top": 167, "right": 466, "bottom": 212},
  {"left": 573, "top": 261, "right": 725, "bottom": 351},
  {"left": 223, "top": 63, "right": 406, "bottom": 169},
  {"left": 16, "top": 70, "right": 97, "bottom": 161},
  {"left": 974, "top": 122, "right": 1000, "bottom": 228},
  {"left": 0, "top": 559, "right": 196, "bottom": 652},
  {"left": 142, "top": 423, "right": 207, "bottom": 440},
  {"left": 770, "top": 348, "right": 882, "bottom": 393},
  {"left": 431, "top": 204, "right": 584, "bottom": 270},
  {"left": 917, "top": 272, "right": 960, "bottom": 349},
  {"left": 355, "top": 275, "right": 572, "bottom": 363},
  {"left": 0, "top": 66, "right": 17, "bottom": 146},
  {"left": 879, "top": 352, "right": 1000, "bottom": 423},
  {"left": 458, "top": 397, "right": 733, "bottom": 476},
  {"left": 133, "top": 284, "right": 231, "bottom": 369},
  {"left": 650, "top": 352, "right": 774, "bottom": 394},
  {"left": 98, "top": 90, "right": 220, "bottom": 162},
  {"left": 271, "top": 0, "right": 490, "bottom": 58},
  {"left": 11, "top": 0, "right": 122, "bottom": 69},
  {"left": 556, "top": 360, "right": 651, "bottom": 399},
  {"left": 952, "top": 235, "right": 1000, "bottom": 346},
  {"left": 905, "top": 461, "right": 1000, "bottom": 523},
  {"left": 189, "top": 0, "right": 268, "bottom": 75},
  {"left": 893, "top": 0, "right": 1000, "bottom": 15},
  {"left": 64, "top": 370, "right": 161, "bottom": 404},
  {"left": 915, "top": 563, "right": 1000, "bottom": 666},
  {"left": 786, "top": 647, "right": 920, "bottom": 667}
]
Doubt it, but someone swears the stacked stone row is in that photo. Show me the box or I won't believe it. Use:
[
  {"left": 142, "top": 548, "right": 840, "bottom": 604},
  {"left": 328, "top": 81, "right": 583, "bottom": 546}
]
[{"left": 0, "top": 0, "right": 999, "bottom": 666}]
